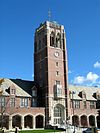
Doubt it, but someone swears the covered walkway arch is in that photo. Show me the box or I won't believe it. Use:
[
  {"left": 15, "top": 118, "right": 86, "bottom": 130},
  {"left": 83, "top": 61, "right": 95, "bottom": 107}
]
[
  {"left": 35, "top": 115, "right": 44, "bottom": 128},
  {"left": 72, "top": 115, "right": 79, "bottom": 126},
  {"left": 12, "top": 115, "right": 21, "bottom": 129},
  {"left": 89, "top": 115, "right": 95, "bottom": 127},
  {"left": 81, "top": 115, "right": 88, "bottom": 127},
  {"left": 24, "top": 115, "right": 33, "bottom": 128},
  {"left": 0, "top": 115, "right": 9, "bottom": 129},
  {"left": 97, "top": 116, "right": 100, "bottom": 128}
]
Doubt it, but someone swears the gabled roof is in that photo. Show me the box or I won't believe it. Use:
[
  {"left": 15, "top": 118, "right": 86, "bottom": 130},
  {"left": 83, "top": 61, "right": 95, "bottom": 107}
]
[
  {"left": 0, "top": 78, "right": 32, "bottom": 97},
  {"left": 10, "top": 79, "right": 37, "bottom": 95},
  {"left": 69, "top": 85, "right": 100, "bottom": 101}
]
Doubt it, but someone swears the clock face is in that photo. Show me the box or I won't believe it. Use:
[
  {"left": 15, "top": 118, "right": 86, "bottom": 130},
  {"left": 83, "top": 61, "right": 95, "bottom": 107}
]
[{"left": 54, "top": 52, "right": 59, "bottom": 57}]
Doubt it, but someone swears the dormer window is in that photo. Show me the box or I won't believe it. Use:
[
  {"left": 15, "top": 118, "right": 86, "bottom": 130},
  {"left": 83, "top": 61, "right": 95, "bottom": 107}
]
[
  {"left": 83, "top": 93, "right": 86, "bottom": 99},
  {"left": 32, "top": 87, "right": 37, "bottom": 97},
  {"left": 79, "top": 91, "right": 86, "bottom": 99},
  {"left": 11, "top": 89, "right": 16, "bottom": 95},
  {"left": 32, "top": 89, "right": 37, "bottom": 97}
]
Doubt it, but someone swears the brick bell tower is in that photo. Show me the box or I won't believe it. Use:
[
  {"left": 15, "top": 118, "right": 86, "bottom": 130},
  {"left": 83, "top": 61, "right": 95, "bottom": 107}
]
[{"left": 34, "top": 21, "right": 68, "bottom": 127}]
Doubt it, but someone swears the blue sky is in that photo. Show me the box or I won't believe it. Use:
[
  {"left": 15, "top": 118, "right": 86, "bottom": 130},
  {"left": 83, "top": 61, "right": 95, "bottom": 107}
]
[{"left": 0, "top": 0, "right": 100, "bottom": 86}]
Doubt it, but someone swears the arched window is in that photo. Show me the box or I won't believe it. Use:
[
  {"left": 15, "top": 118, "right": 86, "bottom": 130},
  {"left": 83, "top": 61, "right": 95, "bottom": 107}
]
[
  {"left": 54, "top": 104, "right": 65, "bottom": 125},
  {"left": 54, "top": 106, "right": 62, "bottom": 117},
  {"left": 50, "top": 31, "right": 55, "bottom": 47},
  {"left": 56, "top": 33, "right": 61, "bottom": 48}
]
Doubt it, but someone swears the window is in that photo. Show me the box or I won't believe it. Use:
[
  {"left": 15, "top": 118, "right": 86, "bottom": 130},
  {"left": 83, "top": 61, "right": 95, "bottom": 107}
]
[
  {"left": 56, "top": 80, "right": 60, "bottom": 85},
  {"left": 90, "top": 101, "right": 95, "bottom": 109},
  {"left": 56, "top": 71, "right": 59, "bottom": 76},
  {"left": 73, "top": 100, "right": 80, "bottom": 109},
  {"left": 56, "top": 62, "right": 59, "bottom": 67},
  {"left": 32, "top": 90, "right": 37, "bottom": 96},
  {"left": 54, "top": 105, "right": 64, "bottom": 125},
  {"left": 10, "top": 98, "right": 15, "bottom": 107},
  {"left": 54, "top": 84, "right": 62, "bottom": 98},
  {"left": 20, "top": 98, "right": 28, "bottom": 107},
  {"left": 83, "top": 93, "right": 86, "bottom": 99},
  {"left": 54, "top": 107, "right": 61, "bottom": 117},
  {"left": 57, "top": 87, "right": 62, "bottom": 97},
  {"left": 83, "top": 101, "right": 87, "bottom": 109},
  {"left": 56, "top": 33, "right": 61, "bottom": 48},
  {"left": 50, "top": 36, "right": 54, "bottom": 46},
  {"left": 11, "top": 89, "right": 15, "bottom": 94},
  {"left": 0, "top": 96, "right": 5, "bottom": 107},
  {"left": 32, "top": 98, "right": 37, "bottom": 107},
  {"left": 50, "top": 32, "right": 55, "bottom": 47}
]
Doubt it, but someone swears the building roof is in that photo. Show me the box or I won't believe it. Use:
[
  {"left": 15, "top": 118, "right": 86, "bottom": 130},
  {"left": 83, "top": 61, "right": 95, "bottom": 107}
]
[
  {"left": 10, "top": 79, "right": 36, "bottom": 96},
  {"left": 0, "top": 78, "right": 32, "bottom": 97},
  {"left": 69, "top": 85, "right": 100, "bottom": 101},
  {"left": 1, "top": 78, "right": 100, "bottom": 101}
]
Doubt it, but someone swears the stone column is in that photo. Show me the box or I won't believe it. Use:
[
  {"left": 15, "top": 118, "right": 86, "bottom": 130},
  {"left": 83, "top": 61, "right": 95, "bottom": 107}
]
[
  {"left": 21, "top": 116, "right": 24, "bottom": 129},
  {"left": 79, "top": 116, "right": 81, "bottom": 127},
  {"left": 33, "top": 116, "right": 35, "bottom": 129},
  {"left": 95, "top": 116, "right": 97, "bottom": 127},
  {"left": 87, "top": 116, "right": 89, "bottom": 127},
  {"left": 9, "top": 115, "right": 12, "bottom": 130},
  {"left": 43, "top": 116, "right": 45, "bottom": 128}
]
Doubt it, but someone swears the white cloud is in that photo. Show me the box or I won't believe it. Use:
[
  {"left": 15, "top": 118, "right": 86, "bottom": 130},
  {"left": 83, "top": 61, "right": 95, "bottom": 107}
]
[
  {"left": 94, "top": 61, "right": 100, "bottom": 68},
  {"left": 73, "top": 72, "right": 99, "bottom": 85},
  {"left": 74, "top": 76, "right": 85, "bottom": 84},
  {"left": 86, "top": 72, "right": 99, "bottom": 82}
]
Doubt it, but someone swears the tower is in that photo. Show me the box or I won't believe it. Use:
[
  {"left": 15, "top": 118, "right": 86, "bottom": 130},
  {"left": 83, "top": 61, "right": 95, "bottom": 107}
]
[{"left": 34, "top": 21, "right": 68, "bottom": 127}]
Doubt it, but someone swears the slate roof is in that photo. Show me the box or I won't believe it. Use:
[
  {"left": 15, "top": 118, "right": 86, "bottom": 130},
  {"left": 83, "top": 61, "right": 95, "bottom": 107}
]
[
  {"left": 69, "top": 85, "right": 100, "bottom": 101},
  {"left": 0, "top": 78, "right": 32, "bottom": 97},
  {"left": 1, "top": 78, "right": 100, "bottom": 101},
  {"left": 10, "top": 79, "right": 36, "bottom": 96}
]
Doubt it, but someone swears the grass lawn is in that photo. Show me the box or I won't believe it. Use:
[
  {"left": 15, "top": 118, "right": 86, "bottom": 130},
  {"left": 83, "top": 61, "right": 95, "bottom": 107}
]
[{"left": 19, "top": 129, "right": 62, "bottom": 133}]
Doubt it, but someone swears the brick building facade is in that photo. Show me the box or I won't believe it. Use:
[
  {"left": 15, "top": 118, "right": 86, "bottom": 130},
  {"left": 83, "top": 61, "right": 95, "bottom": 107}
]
[{"left": 0, "top": 21, "right": 100, "bottom": 130}]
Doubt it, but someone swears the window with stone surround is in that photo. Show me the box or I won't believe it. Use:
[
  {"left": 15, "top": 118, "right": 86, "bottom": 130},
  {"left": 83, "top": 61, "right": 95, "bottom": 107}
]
[
  {"left": 83, "top": 93, "right": 86, "bottom": 99},
  {"left": 0, "top": 96, "right": 5, "bottom": 107},
  {"left": 73, "top": 100, "right": 80, "bottom": 109},
  {"left": 10, "top": 97, "right": 15, "bottom": 107},
  {"left": 11, "top": 89, "right": 16, "bottom": 95},
  {"left": 90, "top": 101, "right": 95, "bottom": 109},
  {"left": 20, "top": 98, "right": 28, "bottom": 107},
  {"left": 83, "top": 101, "right": 87, "bottom": 109},
  {"left": 32, "top": 98, "right": 37, "bottom": 107},
  {"left": 54, "top": 105, "right": 64, "bottom": 125}
]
